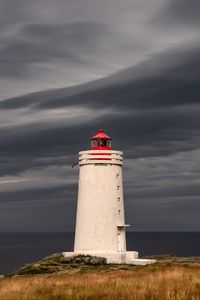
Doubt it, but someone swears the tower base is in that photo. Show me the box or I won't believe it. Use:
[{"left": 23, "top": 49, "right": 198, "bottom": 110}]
[{"left": 62, "top": 251, "right": 156, "bottom": 265}]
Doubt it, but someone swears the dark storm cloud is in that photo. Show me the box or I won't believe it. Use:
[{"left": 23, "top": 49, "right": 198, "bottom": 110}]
[
  {"left": 0, "top": 104, "right": 199, "bottom": 162},
  {"left": 0, "top": 183, "right": 77, "bottom": 204},
  {"left": 0, "top": 0, "right": 173, "bottom": 100},
  {"left": 0, "top": 154, "right": 73, "bottom": 177},
  {"left": 125, "top": 196, "right": 200, "bottom": 231},
  {"left": 156, "top": 0, "right": 200, "bottom": 27},
  {"left": 0, "top": 0, "right": 200, "bottom": 231},
  {"left": 1, "top": 43, "right": 200, "bottom": 164},
  {"left": 0, "top": 184, "right": 77, "bottom": 232},
  {"left": 1, "top": 43, "right": 200, "bottom": 110},
  {"left": 166, "top": 0, "right": 200, "bottom": 25},
  {"left": 127, "top": 181, "right": 200, "bottom": 199},
  {"left": 37, "top": 45, "right": 200, "bottom": 110},
  {"left": 0, "top": 21, "right": 110, "bottom": 78}
]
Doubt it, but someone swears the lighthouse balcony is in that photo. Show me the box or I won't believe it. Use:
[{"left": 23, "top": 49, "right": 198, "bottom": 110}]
[{"left": 79, "top": 150, "right": 123, "bottom": 166}]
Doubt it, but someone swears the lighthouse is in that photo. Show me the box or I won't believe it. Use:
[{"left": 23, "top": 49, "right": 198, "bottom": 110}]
[{"left": 63, "top": 129, "right": 155, "bottom": 265}]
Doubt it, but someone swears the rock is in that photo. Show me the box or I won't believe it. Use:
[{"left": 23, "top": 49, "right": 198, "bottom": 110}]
[
  {"left": 90, "top": 257, "right": 106, "bottom": 265},
  {"left": 90, "top": 257, "right": 101, "bottom": 265},
  {"left": 81, "top": 255, "right": 107, "bottom": 265},
  {"left": 12, "top": 254, "right": 107, "bottom": 276},
  {"left": 84, "top": 256, "right": 92, "bottom": 264}
]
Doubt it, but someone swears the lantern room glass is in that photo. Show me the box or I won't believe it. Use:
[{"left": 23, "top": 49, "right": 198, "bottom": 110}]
[{"left": 91, "top": 139, "right": 111, "bottom": 149}]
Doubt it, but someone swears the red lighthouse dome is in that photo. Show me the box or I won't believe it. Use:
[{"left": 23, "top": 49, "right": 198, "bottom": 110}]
[{"left": 90, "top": 129, "right": 112, "bottom": 150}]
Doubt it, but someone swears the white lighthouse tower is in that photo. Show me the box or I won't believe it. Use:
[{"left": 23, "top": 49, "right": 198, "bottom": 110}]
[{"left": 63, "top": 129, "right": 155, "bottom": 265}]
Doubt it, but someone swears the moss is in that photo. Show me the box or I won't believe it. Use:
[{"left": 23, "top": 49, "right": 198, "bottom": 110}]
[
  {"left": 13, "top": 254, "right": 107, "bottom": 276},
  {"left": 16, "top": 263, "right": 58, "bottom": 275}
]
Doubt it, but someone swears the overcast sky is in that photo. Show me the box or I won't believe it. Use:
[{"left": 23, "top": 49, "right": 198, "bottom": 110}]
[{"left": 0, "top": 0, "right": 200, "bottom": 232}]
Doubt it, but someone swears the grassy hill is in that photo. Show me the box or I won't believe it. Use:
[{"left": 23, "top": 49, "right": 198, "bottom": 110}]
[{"left": 0, "top": 254, "right": 200, "bottom": 300}]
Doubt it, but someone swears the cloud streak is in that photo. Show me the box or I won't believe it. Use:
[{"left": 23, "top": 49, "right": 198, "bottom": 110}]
[{"left": 0, "top": 0, "right": 200, "bottom": 231}]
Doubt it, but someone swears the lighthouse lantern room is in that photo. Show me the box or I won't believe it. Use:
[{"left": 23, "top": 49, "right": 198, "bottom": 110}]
[
  {"left": 90, "top": 129, "right": 112, "bottom": 150},
  {"left": 63, "top": 129, "right": 155, "bottom": 265}
]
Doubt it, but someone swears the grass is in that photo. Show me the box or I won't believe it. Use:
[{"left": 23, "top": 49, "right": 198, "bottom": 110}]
[{"left": 0, "top": 265, "right": 200, "bottom": 300}]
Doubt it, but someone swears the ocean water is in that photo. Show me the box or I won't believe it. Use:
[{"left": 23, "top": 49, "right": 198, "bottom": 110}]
[{"left": 0, "top": 232, "right": 200, "bottom": 274}]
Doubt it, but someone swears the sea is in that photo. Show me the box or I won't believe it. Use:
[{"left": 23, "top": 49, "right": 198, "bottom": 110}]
[{"left": 0, "top": 232, "right": 200, "bottom": 275}]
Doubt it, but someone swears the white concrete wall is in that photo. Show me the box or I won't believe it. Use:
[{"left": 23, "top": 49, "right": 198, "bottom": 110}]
[{"left": 74, "top": 150, "right": 126, "bottom": 254}]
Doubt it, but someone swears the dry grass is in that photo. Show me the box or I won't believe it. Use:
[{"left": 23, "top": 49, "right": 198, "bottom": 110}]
[{"left": 0, "top": 266, "right": 200, "bottom": 300}]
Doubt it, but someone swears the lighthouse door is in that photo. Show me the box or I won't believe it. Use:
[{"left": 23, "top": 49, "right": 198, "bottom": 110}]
[{"left": 117, "top": 227, "right": 125, "bottom": 252}]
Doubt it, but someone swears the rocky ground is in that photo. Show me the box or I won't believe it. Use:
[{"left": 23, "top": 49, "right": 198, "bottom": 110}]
[{"left": 6, "top": 254, "right": 200, "bottom": 276}]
